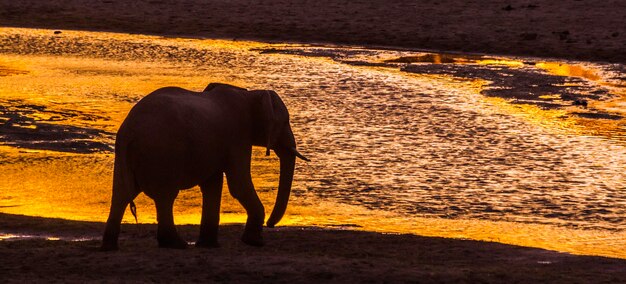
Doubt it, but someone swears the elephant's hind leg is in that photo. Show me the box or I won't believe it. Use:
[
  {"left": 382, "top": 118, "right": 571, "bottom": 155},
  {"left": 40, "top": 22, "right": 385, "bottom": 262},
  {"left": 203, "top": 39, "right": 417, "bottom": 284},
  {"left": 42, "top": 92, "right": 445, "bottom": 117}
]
[
  {"left": 101, "top": 188, "right": 139, "bottom": 251},
  {"left": 197, "top": 173, "right": 224, "bottom": 248},
  {"left": 154, "top": 190, "right": 188, "bottom": 249}
]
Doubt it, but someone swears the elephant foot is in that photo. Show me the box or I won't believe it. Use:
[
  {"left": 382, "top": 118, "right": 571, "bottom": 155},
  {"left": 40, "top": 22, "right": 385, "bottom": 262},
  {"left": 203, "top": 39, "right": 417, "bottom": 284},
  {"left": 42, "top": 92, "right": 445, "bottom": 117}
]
[
  {"left": 101, "top": 228, "right": 120, "bottom": 251},
  {"left": 100, "top": 242, "right": 119, "bottom": 252},
  {"left": 101, "top": 234, "right": 119, "bottom": 251},
  {"left": 157, "top": 224, "right": 188, "bottom": 249},
  {"left": 241, "top": 226, "right": 264, "bottom": 247},
  {"left": 196, "top": 239, "right": 220, "bottom": 248}
]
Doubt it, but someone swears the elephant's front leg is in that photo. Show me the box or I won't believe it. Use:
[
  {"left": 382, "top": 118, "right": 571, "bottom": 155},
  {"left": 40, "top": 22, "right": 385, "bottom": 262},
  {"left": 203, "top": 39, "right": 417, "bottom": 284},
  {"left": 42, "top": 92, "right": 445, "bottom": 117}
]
[
  {"left": 197, "top": 173, "right": 224, "bottom": 248},
  {"left": 226, "top": 158, "right": 265, "bottom": 246},
  {"left": 154, "top": 190, "right": 188, "bottom": 249}
]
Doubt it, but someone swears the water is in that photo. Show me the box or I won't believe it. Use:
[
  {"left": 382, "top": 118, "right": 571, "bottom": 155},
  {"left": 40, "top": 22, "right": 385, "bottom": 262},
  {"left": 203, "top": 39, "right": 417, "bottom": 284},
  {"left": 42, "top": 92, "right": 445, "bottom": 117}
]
[
  {"left": 0, "top": 233, "right": 94, "bottom": 242},
  {"left": 1, "top": 27, "right": 625, "bottom": 258}
]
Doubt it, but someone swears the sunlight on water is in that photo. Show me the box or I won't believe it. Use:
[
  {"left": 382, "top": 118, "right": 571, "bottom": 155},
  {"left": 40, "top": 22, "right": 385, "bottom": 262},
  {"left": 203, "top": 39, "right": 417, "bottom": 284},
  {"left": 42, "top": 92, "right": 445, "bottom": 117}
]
[
  {"left": 537, "top": 62, "right": 601, "bottom": 81},
  {"left": 1, "top": 27, "right": 625, "bottom": 259},
  {"left": 536, "top": 61, "right": 626, "bottom": 122},
  {"left": 1, "top": 147, "right": 624, "bottom": 258},
  {"left": 0, "top": 233, "right": 64, "bottom": 241}
]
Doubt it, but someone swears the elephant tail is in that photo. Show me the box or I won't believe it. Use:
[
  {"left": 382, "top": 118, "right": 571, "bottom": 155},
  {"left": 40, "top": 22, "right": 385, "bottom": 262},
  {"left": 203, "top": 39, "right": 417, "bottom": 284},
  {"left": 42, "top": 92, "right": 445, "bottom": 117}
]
[
  {"left": 129, "top": 201, "right": 138, "bottom": 224},
  {"left": 112, "top": 136, "right": 140, "bottom": 223}
]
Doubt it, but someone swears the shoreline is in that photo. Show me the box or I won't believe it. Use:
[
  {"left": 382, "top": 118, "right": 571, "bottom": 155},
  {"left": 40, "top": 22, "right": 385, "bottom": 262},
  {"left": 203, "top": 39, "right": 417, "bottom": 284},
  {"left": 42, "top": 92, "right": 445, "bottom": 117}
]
[
  {"left": 0, "top": 0, "right": 624, "bottom": 63},
  {"left": 2, "top": 213, "right": 626, "bottom": 283},
  {"left": 0, "top": 23, "right": 583, "bottom": 64}
]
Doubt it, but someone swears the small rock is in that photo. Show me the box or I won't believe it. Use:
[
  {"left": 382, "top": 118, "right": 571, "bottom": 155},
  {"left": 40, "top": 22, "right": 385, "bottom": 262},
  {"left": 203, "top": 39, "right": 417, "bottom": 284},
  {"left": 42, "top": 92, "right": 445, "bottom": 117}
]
[
  {"left": 53, "top": 30, "right": 62, "bottom": 34},
  {"left": 502, "top": 5, "right": 514, "bottom": 11},
  {"left": 611, "top": 32, "right": 619, "bottom": 37}
]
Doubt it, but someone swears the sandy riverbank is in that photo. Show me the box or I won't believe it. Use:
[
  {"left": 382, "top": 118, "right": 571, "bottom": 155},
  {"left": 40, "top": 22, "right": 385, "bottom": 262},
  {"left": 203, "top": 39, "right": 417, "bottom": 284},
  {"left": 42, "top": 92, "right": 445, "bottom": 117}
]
[
  {"left": 0, "top": 0, "right": 624, "bottom": 63},
  {"left": 1, "top": 213, "right": 625, "bottom": 283}
]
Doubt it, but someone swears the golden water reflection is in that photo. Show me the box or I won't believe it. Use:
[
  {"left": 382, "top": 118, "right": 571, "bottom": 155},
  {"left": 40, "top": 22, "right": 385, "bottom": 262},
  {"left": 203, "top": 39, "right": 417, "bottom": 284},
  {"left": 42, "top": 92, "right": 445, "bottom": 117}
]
[
  {"left": 1, "top": 28, "right": 625, "bottom": 260},
  {"left": 384, "top": 53, "right": 525, "bottom": 67},
  {"left": 536, "top": 62, "right": 601, "bottom": 82},
  {"left": 1, "top": 147, "right": 625, "bottom": 259}
]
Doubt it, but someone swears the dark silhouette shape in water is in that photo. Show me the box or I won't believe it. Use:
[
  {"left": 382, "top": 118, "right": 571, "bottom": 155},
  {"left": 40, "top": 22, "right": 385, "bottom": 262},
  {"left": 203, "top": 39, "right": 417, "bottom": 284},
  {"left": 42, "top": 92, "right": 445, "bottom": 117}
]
[
  {"left": 0, "top": 102, "right": 113, "bottom": 153},
  {"left": 573, "top": 99, "right": 588, "bottom": 108},
  {"left": 101, "top": 83, "right": 308, "bottom": 251}
]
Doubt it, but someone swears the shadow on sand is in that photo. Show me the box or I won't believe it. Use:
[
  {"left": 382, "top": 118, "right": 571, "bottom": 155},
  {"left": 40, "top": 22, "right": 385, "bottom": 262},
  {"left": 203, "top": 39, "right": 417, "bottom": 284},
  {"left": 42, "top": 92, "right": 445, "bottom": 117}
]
[{"left": 1, "top": 213, "right": 624, "bottom": 283}]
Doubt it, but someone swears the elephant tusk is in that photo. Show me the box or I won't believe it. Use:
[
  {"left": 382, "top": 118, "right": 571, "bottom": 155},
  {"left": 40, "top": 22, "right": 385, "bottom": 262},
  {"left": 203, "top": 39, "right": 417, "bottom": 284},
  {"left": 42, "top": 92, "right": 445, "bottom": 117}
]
[{"left": 291, "top": 147, "right": 310, "bottom": 162}]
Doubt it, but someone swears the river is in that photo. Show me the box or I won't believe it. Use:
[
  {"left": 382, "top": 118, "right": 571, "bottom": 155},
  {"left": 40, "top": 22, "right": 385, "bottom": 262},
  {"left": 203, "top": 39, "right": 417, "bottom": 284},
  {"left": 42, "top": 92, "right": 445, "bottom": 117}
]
[{"left": 1, "top": 27, "right": 624, "bottom": 258}]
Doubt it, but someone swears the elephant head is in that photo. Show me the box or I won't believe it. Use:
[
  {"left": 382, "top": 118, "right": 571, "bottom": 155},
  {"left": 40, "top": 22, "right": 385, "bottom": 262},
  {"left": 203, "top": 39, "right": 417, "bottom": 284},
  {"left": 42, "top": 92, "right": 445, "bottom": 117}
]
[
  {"left": 255, "top": 90, "right": 309, "bottom": 228},
  {"left": 204, "top": 82, "right": 309, "bottom": 228}
]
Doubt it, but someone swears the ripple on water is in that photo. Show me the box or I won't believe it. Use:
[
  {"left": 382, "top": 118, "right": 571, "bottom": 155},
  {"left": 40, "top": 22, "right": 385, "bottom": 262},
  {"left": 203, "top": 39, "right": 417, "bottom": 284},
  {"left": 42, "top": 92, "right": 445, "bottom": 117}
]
[
  {"left": 0, "top": 27, "right": 624, "bottom": 234},
  {"left": 0, "top": 65, "right": 28, "bottom": 76}
]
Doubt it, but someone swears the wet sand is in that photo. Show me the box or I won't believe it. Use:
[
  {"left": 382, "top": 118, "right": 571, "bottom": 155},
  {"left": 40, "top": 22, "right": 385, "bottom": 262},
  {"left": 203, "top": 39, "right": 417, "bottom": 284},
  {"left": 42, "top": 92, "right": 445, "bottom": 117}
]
[
  {"left": 1, "top": 213, "right": 625, "bottom": 283},
  {"left": 0, "top": 0, "right": 624, "bottom": 63}
]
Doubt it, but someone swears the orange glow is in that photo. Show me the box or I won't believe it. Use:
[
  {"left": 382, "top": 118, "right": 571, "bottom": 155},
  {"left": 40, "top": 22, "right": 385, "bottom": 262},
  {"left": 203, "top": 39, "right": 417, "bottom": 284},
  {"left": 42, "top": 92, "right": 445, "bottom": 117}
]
[
  {"left": 536, "top": 62, "right": 601, "bottom": 81},
  {"left": 475, "top": 59, "right": 525, "bottom": 67},
  {"left": 1, "top": 146, "right": 625, "bottom": 259},
  {"left": 1, "top": 27, "right": 625, "bottom": 261},
  {"left": 383, "top": 53, "right": 526, "bottom": 67}
]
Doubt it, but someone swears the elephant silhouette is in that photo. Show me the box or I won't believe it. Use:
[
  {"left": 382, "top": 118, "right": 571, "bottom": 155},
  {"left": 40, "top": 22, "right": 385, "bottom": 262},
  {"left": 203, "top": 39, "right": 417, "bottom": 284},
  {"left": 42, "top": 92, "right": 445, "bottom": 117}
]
[{"left": 101, "top": 83, "right": 308, "bottom": 250}]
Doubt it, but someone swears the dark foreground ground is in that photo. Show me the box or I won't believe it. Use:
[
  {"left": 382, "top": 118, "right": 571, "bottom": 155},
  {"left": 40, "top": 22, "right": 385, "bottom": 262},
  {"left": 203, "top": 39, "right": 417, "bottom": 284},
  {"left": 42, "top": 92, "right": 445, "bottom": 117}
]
[
  {"left": 1, "top": 213, "right": 625, "bottom": 283},
  {"left": 0, "top": 0, "right": 624, "bottom": 63}
]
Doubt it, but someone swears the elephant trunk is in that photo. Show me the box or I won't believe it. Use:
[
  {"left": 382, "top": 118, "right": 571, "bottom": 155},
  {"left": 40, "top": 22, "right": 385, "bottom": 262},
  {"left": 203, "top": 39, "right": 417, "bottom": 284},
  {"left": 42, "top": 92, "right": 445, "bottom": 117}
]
[{"left": 266, "top": 151, "right": 296, "bottom": 228}]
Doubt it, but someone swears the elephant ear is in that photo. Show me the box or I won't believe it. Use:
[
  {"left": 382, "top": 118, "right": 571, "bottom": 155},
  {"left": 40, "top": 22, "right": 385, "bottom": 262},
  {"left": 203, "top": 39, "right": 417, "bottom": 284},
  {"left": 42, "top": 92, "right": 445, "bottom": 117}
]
[{"left": 261, "top": 90, "right": 289, "bottom": 156}]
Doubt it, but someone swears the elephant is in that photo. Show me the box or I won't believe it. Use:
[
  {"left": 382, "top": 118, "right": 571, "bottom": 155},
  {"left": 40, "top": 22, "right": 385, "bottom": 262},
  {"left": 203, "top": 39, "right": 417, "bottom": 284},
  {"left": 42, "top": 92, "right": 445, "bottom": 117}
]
[{"left": 101, "top": 83, "right": 308, "bottom": 251}]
